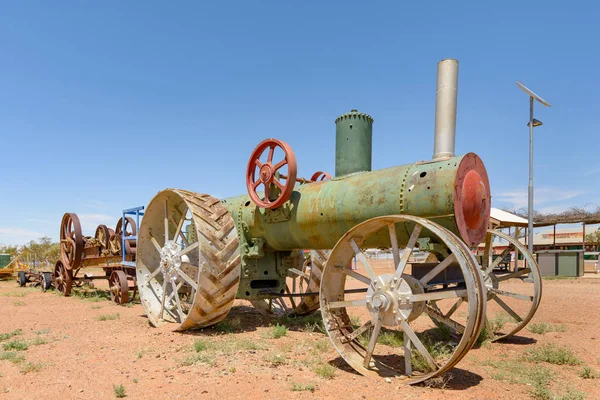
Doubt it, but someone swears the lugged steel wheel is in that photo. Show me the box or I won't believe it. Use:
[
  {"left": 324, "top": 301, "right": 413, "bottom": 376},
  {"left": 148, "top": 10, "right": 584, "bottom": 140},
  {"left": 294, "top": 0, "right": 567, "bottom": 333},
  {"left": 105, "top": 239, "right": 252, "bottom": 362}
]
[
  {"left": 320, "top": 215, "right": 485, "bottom": 384},
  {"left": 41, "top": 272, "right": 52, "bottom": 292},
  {"left": 54, "top": 260, "right": 72, "bottom": 296},
  {"left": 251, "top": 249, "right": 329, "bottom": 317},
  {"left": 109, "top": 270, "right": 130, "bottom": 304},
  {"left": 477, "top": 229, "right": 542, "bottom": 341},
  {"left": 60, "top": 213, "right": 83, "bottom": 270},
  {"left": 137, "top": 189, "right": 241, "bottom": 331}
]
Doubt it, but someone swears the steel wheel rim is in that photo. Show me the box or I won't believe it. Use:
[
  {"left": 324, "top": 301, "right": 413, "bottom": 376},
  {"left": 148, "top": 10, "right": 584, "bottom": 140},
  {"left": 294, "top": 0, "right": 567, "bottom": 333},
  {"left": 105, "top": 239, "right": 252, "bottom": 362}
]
[
  {"left": 477, "top": 229, "right": 542, "bottom": 341},
  {"left": 320, "top": 215, "right": 485, "bottom": 384},
  {"left": 137, "top": 189, "right": 241, "bottom": 331}
]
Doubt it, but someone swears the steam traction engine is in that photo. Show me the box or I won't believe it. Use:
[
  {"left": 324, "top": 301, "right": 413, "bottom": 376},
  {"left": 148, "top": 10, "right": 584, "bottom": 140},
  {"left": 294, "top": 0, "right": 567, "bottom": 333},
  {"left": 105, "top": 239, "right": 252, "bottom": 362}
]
[
  {"left": 56, "top": 207, "right": 144, "bottom": 304},
  {"left": 135, "top": 59, "right": 542, "bottom": 383}
]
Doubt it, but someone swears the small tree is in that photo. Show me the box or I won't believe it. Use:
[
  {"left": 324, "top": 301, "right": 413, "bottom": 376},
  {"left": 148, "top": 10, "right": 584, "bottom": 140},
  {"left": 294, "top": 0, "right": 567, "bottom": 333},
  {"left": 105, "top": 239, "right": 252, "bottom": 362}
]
[{"left": 586, "top": 231, "right": 600, "bottom": 251}]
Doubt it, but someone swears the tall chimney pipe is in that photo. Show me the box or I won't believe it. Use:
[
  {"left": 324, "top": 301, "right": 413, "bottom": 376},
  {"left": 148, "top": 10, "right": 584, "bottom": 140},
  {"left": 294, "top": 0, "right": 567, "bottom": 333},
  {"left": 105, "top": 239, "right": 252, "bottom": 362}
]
[{"left": 433, "top": 58, "right": 459, "bottom": 159}]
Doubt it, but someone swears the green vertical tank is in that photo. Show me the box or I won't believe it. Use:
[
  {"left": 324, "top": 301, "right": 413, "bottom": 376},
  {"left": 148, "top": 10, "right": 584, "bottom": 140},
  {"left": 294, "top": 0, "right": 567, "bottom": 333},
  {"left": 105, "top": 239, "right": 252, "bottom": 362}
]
[
  {"left": 335, "top": 110, "right": 373, "bottom": 177},
  {"left": 0, "top": 254, "right": 11, "bottom": 269}
]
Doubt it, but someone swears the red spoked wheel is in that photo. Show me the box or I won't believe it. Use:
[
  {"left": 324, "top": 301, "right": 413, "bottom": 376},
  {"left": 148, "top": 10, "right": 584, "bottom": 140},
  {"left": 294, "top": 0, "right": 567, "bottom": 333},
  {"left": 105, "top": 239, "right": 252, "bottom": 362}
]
[
  {"left": 60, "top": 213, "right": 83, "bottom": 270},
  {"left": 310, "top": 171, "right": 332, "bottom": 182},
  {"left": 246, "top": 138, "right": 297, "bottom": 209}
]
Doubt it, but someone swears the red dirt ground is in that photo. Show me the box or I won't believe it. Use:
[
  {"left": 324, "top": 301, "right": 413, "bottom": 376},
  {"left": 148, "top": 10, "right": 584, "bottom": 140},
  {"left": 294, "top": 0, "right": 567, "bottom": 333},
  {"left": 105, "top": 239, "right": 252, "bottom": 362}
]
[{"left": 1, "top": 276, "right": 599, "bottom": 400}]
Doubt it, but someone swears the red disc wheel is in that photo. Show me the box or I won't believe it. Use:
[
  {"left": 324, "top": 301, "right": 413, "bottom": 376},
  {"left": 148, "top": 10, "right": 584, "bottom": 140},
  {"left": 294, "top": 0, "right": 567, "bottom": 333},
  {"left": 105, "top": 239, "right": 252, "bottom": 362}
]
[
  {"left": 60, "top": 213, "right": 83, "bottom": 270},
  {"left": 246, "top": 138, "right": 297, "bottom": 209},
  {"left": 310, "top": 171, "right": 332, "bottom": 182},
  {"left": 54, "top": 260, "right": 72, "bottom": 296}
]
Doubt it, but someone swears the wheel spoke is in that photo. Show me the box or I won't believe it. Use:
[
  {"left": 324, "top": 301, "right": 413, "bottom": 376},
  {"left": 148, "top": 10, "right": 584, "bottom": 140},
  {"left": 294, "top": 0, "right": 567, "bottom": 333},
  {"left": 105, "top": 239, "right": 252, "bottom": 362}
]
[
  {"left": 404, "top": 332, "right": 412, "bottom": 376},
  {"left": 425, "top": 304, "right": 465, "bottom": 334},
  {"left": 341, "top": 320, "right": 372, "bottom": 343},
  {"left": 349, "top": 239, "right": 379, "bottom": 285},
  {"left": 147, "top": 267, "right": 161, "bottom": 282},
  {"left": 491, "top": 295, "right": 524, "bottom": 322},
  {"left": 173, "top": 214, "right": 186, "bottom": 245},
  {"left": 267, "top": 145, "right": 275, "bottom": 163},
  {"left": 181, "top": 241, "right": 199, "bottom": 256},
  {"left": 363, "top": 314, "right": 383, "bottom": 368},
  {"left": 159, "top": 277, "right": 168, "bottom": 319},
  {"left": 252, "top": 179, "right": 262, "bottom": 190},
  {"left": 255, "top": 159, "right": 263, "bottom": 169},
  {"left": 496, "top": 268, "right": 531, "bottom": 282},
  {"left": 167, "top": 281, "right": 184, "bottom": 303},
  {"left": 284, "top": 284, "right": 297, "bottom": 309},
  {"left": 394, "top": 224, "right": 422, "bottom": 281},
  {"left": 388, "top": 223, "right": 400, "bottom": 271},
  {"left": 328, "top": 299, "right": 367, "bottom": 309},
  {"left": 482, "top": 232, "right": 493, "bottom": 270},
  {"left": 171, "top": 280, "right": 185, "bottom": 320},
  {"left": 399, "top": 318, "right": 438, "bottom": 370},
  {"left": 419, "top": 253, "right": 457, "bottom": 285},
  {"left": 177, "top": 269, "right": 198, "bottom": 290},
  {"left": 164, "top": 199, "right": 169, "bottom": 242},
  {"left": 342, "top": 268, "right": 371, "bottom": 285},
  {"left": 272, "top": 178, "right": 285, "bottom": 190},
  {"left": 150, "top": 234, "right": 162, "bottom": 253},
  {"left": 273, "top": 159, "right": 286, "bottom": 171},
  {"left": 444, "top": 297, "right": 463, "bottom": 319},
  {"left": 484, "top": 247, "right": 511, "bottom": 276},
  {"left": 489, "top": 288, "right": 533, "bottom": 302},
  {"left": 410, "top": 289, "right": 467, "bottom": 302}
]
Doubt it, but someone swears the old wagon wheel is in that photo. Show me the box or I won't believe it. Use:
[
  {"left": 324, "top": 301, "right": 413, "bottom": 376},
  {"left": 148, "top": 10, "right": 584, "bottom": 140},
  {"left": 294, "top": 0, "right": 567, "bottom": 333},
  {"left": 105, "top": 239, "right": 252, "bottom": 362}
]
[
  {"left": 320, "top": 215, "right": 485, "bottom": 384},
  {"left": 250, "top": 249, "right": 329, "bottom": 317},
  {"left": 60, "top": 213, "right": 83, "bottom": 270},
  {"left": 40, "top": 272, "right": 52, "bottom": 292},
  {"left": 54, "top": 260, "right": 73, "bottom": 296},
  {"left": 115, "top": 217, "right": 137, "bottom": 236},
  {"left": 109, "top": 270, "right": 130, "bottom": 304},
  {"left": 136, "top": 189, "right": 241, "bottom": 331},
  {"left": 477, "top": 229, "right": 542, "bottom": 341},
  {"left": 17, "top": 271, "right": 27, "bottom": 287},
  {"left": 95, "top": 225, "right": 111, "bottom": 249},
  {"left": 246, "top": 138, "right": 297, "bottom": 209}
]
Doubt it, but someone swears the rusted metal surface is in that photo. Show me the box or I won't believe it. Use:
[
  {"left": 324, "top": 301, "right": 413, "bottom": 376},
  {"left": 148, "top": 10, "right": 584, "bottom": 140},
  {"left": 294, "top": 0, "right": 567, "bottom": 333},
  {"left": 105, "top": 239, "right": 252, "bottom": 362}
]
[
  {"left": 54, "top": 212, "right": 138, "bottom": 302},
  {"left": 225, "top": 152, "right": 491, "bottom": 250}
]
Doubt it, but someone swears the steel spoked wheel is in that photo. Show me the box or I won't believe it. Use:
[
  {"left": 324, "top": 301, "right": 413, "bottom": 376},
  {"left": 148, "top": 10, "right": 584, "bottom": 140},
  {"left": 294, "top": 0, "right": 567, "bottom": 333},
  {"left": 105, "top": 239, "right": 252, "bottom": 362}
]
[
  {"left": 41, "top": 272, "right": 52, "bottom": 292},
  {"left": 54, "top": 260, "right": 72, "bottom": 296},
  {"left": 320, "top": 215, "right": 485, "bottom": 384},
  {"left": 477, "top": 229, "right": 542, "bottom": 341},
  {"left": 137, "top": 189, "right": 241, "bottom": 331},
  {"left": 109, "top": 270, "right": 130, "bottom": 304},
  {"left": 60, "top": 213, "right": 83, "bottom": 270},
  {"left": 251, "top": 249, "right": 329, "bottom": 317}
]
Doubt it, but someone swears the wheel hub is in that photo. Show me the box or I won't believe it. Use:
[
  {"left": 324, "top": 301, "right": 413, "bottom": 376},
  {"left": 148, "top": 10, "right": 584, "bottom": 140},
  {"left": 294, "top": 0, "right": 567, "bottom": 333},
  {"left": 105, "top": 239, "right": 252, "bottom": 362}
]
[
  {"left": 160, "top": 241, "right": 182, "bottom": 281},
  {"left": 366, "top": 274, "right": 425, "bottom": 327},
  {"left": 259, "top": 164, "right": 274, "bottom": 184}
]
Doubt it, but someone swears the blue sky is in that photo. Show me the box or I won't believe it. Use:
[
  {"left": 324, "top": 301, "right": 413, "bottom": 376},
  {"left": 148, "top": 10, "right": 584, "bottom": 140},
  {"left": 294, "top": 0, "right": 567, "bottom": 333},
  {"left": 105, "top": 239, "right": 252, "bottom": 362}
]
[{"left": 1, "top": 1, "right": 599, "bottom": 245}]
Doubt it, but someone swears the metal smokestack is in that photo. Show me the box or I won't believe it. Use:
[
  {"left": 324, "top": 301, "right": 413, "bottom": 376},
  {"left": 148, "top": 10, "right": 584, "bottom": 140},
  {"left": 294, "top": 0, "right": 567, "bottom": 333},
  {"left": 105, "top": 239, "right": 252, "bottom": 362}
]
[{"left": 433, "top": 59, "right": 459, "bottom": 159}]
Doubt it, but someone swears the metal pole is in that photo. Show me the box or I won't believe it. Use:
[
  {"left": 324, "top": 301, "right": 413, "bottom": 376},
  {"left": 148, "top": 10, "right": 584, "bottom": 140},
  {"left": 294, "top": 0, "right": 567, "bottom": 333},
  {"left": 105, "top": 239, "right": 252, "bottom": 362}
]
[{"left": 528, "top": 96, "right": 534, "bottom": 254}]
